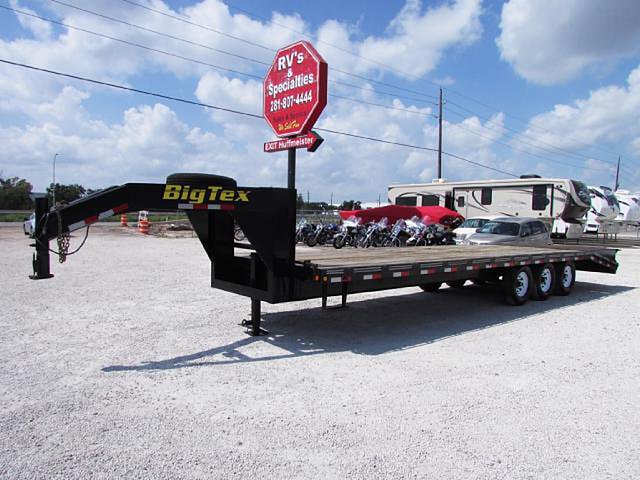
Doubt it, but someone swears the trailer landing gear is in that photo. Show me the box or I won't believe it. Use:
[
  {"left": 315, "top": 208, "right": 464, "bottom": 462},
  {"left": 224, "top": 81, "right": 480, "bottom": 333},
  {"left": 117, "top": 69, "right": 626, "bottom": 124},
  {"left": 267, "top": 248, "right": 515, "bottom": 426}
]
[{"left": 241, "top": 298, "right": 268, "bottom": 336}]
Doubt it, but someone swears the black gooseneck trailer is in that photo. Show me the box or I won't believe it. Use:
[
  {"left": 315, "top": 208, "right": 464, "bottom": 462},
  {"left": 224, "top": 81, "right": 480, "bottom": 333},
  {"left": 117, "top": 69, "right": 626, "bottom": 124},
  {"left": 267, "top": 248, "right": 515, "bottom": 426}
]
[{"left": 29, "top": 173, "right": 619, "bottom": 336}]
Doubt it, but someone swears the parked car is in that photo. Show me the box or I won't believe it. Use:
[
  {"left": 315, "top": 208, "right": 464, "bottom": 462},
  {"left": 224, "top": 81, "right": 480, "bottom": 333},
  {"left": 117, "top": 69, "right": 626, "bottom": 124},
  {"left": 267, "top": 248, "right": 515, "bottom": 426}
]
[
  {"left": 23, "top": 213, "right": 35, "bottom": 236},
  {"left": 453, "top": 215, "right": 499, "bottom": 244},
  {"left": 465, "top": 217, "right": 552, "bottom": 246}
]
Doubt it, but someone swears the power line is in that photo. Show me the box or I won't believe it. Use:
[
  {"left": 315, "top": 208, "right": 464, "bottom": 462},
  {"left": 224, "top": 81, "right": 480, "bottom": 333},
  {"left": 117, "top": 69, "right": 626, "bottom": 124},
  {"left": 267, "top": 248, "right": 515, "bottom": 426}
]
[
  {"left": 221, "top": 0, "right": 625, "bottom": 161},
  {"left": 0, "top": 5, "right": 264, "bottom": 80},
  {"left": 49, "top": 0, "right": 272, "bottom": 66},
  {"left": 445, "top": 98, "right": 619, "bottom": 166},
  {"left": 0, "top": 58, "right": 263, "bottom": 118},
  {"left": 2, "top": 5, "right": 438, "bottom": 118},
  {"left": 3, "top": 1, "right": 624, "bottom": 177},
  {"left": 32, "top": 2, "right": 440, "bottom": 109},
  {"left": 119, "top": 0, "right": 274, "bottom": 52},
  {"left": 444, "top": 107, "right": 613, "bottom": 172},
  {"left": 0, "top": 57, "right": 517, "bottom": 178}
]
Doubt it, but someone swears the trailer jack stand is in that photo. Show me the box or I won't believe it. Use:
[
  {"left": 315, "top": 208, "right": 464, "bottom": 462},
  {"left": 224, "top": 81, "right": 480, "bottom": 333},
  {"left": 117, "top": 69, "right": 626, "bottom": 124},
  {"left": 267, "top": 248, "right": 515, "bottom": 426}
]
[
  {"left": 321, "top": 283, "right": 349, "bottom": 311},
  {"left": 241, "top": 298, "right": 268, "bottom": 336}
]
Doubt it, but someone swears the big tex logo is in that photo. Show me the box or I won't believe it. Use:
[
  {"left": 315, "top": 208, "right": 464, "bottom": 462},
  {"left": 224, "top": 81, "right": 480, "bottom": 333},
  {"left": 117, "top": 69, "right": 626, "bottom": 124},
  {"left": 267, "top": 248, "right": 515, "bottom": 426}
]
[{"left": 163, "top": 184, "right": 250, "bottom": 204}]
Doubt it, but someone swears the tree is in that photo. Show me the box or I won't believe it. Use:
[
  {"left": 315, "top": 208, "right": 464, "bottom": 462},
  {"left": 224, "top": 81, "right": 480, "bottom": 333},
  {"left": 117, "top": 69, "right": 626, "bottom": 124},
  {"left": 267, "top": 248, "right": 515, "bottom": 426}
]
[
  {"left": 338, "top": 200, "right": 361, "bottom": 210},
  {"left": 0, "top": 175, "right": 33, "bottom": 209},
  {"left": 46, "top": 183, "right": 87, "bottom": 204}
]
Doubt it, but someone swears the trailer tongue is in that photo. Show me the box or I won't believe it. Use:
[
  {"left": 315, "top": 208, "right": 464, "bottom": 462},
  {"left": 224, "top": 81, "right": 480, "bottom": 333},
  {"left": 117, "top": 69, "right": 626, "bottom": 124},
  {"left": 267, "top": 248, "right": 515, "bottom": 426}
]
[{"left": 29, "top": 173, "right": 619, "bottom": 336}]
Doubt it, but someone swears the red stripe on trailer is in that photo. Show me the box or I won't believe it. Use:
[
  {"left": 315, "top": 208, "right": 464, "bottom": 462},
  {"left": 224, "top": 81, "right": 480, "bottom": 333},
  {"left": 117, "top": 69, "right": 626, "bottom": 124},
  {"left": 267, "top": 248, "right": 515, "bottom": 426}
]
[
  {"left": 444, "top": 266, "right": 458, "bottom": 273},
  {"left": 193, "top": 203, "right": 208, "bottom": 210},
  {"left": 85, "top": 215, "right": 99, "bottom": 225},
  {"left": 393, "top": 271, "right": 410, "bottom": 278},
  {"left": 420, "top": 268, "right": 438, "bottom": 275},
  {"left": 220, "top": 204, "right": 235, "bottom": 211},
  {"left": 112, "top": 203, "right": 128, "bottom": 214},
  {"left": 362, "top": 272, "right": 383, "bottom": 280}
]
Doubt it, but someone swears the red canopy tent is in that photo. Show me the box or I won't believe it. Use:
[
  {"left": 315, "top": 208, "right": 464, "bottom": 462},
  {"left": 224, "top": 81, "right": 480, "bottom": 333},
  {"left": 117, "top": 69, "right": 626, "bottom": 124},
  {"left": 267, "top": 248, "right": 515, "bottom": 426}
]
[{"left": 339, "top": 205, "right": 464, "bottom": 227}]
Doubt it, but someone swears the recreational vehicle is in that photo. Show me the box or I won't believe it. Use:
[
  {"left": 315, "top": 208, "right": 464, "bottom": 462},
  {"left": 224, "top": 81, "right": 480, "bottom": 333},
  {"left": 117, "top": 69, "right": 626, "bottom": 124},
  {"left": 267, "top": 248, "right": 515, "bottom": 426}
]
[
  {"left": 614, "top": 190, "right": 640, "bottom": 226},
  {"left": 388, "top": 177, "right": 591, "bottom": 238},
  {"left": 583, "top": 186, "right": 621, "bottom": 234}
]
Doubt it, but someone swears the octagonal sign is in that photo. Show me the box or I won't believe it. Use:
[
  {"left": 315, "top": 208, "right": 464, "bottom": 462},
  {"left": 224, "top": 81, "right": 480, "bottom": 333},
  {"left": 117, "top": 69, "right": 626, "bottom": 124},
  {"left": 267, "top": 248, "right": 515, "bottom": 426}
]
[{"left": 263, "top": 41, "right": 328, "bottom": 138}]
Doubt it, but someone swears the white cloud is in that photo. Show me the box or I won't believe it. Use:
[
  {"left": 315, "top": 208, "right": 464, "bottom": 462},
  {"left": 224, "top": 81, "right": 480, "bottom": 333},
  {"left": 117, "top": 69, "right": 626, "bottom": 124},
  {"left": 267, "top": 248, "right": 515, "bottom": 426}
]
[
  {"left": 516, "top": 65, "right": 640, "bottom": 153},
  {"left": 318, "top": 0, "right": 482, "bottom": 79},
  {"left": 497, "top": 0, "right": 640, "bottom": 84}
]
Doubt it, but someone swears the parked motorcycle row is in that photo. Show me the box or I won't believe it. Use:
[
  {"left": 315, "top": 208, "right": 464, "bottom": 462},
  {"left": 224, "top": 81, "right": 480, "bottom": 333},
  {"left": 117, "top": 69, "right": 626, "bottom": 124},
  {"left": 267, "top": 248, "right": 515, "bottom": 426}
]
[{"left": 296, "top": 216, "right": 457, "bottom": 248}]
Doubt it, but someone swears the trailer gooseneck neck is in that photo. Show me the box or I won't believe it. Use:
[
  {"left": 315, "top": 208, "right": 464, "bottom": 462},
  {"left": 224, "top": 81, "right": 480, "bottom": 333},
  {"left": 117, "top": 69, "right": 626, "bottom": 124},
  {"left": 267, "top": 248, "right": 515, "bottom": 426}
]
[{"left": 30, "top": 173, "right": 619, "bottom": 336}]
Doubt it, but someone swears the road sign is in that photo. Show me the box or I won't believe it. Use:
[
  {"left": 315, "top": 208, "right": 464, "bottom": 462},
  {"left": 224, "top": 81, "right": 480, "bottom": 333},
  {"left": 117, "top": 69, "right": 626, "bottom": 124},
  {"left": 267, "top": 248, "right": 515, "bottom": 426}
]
[
  {"left": 263, "top": 41, "right": 328, "bottom": 137},
  {"left": 264, "top": 131, "right": 324, "bottom": 153}
]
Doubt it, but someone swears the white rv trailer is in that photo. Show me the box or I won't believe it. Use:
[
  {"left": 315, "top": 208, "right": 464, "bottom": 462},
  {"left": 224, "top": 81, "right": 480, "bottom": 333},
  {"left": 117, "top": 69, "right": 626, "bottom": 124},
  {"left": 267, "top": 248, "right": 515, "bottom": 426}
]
[
  {"left": 584, "top": 186, "right": 621, "bottom": 234},
  {"left": 387, "top": 177, "right": 591, "bottom": 238},
  {"left": 614, "top": 190, "right": 640, "bottom": 226}
]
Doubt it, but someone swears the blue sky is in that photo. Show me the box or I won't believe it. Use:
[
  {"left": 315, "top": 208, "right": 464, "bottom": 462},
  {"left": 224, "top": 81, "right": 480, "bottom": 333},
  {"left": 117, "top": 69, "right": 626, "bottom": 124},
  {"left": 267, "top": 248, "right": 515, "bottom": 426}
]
[{"left": 0, "top": 0, "right": 639, "bottom": 201}]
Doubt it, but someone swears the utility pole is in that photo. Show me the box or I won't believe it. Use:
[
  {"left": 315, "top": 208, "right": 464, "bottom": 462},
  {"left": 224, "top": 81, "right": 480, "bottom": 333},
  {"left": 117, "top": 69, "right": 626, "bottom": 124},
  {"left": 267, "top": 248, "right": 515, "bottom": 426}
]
[
  {"left": 52, "top": 153, "right": 59, "bottom": 206},
  {"left": 330, "top": 192, "right": 333, "bottom": 207},
  {"left": 437, "top": 88, "right": 443, "bottom": 179},
  {"left": 614, "top": 156, "right": 620, "bottom": 191},
  {"left": 307, "top": 191, "right": 310, "bottom": 204}
]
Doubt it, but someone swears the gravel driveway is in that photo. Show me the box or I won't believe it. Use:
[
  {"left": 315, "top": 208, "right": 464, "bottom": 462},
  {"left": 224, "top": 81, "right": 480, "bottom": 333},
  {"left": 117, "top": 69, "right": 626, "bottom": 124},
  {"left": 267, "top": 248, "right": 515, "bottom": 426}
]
[{"left": 1, "top": 226, "right": 639, "bottom": 479}]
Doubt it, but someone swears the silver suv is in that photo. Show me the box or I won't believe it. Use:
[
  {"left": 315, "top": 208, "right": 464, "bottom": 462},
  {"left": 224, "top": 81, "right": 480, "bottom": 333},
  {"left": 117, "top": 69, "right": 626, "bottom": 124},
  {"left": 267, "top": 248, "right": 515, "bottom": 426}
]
[{"left": 465, "top": 217, "right": 552, "bottom": 246}]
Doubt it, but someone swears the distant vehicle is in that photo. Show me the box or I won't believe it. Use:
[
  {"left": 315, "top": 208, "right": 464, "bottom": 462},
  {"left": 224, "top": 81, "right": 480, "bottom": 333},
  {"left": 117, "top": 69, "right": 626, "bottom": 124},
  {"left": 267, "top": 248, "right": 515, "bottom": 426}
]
[
  {"left": 584, "top": 186, "right": 620, "bottom": 234},
  {"left": 23, "top": 213, "right": 35, "bottom": 236},
  {"left": 388, "top": 176, "right": 591, "bottom": 239},
  {"left": 453, "top": 215, "right": 499, "bottom": 244},
  {"left": 465, "top": 217, "right": 552, "bottom": 246}
]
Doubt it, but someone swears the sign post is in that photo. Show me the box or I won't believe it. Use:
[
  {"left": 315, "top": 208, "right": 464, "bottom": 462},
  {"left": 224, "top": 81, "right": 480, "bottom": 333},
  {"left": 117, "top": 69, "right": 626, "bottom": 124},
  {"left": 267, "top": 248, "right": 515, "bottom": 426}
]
[{"left": 263, "top": 41, "right": 328, "bottom": 189}]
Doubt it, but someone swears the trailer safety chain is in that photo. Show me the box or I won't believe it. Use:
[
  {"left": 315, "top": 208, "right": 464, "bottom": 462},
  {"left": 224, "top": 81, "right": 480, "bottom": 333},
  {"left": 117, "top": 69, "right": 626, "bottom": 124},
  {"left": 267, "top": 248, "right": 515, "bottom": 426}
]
[
  {"left": 34, "top": 209, "right": 91, "bottom": 263},
  {"left": 55, "top": 209, "right": 70, "bottom": 263}
]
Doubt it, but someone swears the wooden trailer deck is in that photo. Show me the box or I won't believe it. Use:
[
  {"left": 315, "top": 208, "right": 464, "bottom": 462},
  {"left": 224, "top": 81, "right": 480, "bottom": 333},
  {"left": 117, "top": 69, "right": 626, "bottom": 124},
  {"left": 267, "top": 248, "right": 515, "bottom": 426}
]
[{"left": 294, "top": 244, "right": 618, "bottom": 274}]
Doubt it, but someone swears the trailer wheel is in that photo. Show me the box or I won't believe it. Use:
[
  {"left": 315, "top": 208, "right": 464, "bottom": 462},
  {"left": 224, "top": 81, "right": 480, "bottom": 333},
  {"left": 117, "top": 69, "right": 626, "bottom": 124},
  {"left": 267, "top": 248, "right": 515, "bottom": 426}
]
[
  {"left": 446, "top": 280, "right": 466, "bottom": 288},
  {"left": 501, "top": 266, "right": 532, "bottom": 305},
  {"left": 420, "top": 282, "right": 442, "bottom": 292},
  {"left": 554, "top": 262, "right": 575, "bottom": 296},
  {"left": 531, "top": 263, "right": 555, "bottom": 301}
]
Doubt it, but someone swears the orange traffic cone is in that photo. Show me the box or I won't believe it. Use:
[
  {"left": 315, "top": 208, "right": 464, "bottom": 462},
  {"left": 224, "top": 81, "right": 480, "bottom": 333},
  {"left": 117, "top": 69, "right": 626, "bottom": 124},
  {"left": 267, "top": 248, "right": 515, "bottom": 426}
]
[
  {"left": 120, "top": 214, "right": 128, "bottom": 227},
  {"left": 138, "top": 219, "right": 150, "bottom": 234}
]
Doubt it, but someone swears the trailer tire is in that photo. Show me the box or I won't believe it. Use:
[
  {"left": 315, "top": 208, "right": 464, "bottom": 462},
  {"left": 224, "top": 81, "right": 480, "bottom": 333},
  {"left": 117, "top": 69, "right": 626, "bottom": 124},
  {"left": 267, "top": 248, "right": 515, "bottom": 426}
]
[
  {"left": 554, "top": 262, "right": 575, "bottom": 296},
  {"left": 420, "top": 282, "right": 442, "bottom": 292},
  {"left": 446, "top": 280, "right": 467, "bottom": 288},
  {"left": 502, "top": 266, "right": 532, "bottom": 306},
  {"left": 531, "top": 263, "right": 555, "bottom": 301}
]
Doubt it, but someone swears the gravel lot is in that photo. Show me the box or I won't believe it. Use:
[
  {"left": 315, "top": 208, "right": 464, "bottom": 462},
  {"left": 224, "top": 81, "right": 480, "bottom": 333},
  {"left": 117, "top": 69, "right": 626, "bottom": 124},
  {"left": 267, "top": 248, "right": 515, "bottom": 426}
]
[{"left": 1, "top": 225, "right": 639, "bottom": 479}]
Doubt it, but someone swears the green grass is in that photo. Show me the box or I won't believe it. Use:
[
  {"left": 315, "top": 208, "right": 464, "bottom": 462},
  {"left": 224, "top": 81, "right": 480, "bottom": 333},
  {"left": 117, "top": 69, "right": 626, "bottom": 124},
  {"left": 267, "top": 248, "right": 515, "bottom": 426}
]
[
  {"left": 0, "top": 213, "right": 30, "bottom": 222},
  {"left": 0, "top": 213, "right": 189, "bottom": 222}
]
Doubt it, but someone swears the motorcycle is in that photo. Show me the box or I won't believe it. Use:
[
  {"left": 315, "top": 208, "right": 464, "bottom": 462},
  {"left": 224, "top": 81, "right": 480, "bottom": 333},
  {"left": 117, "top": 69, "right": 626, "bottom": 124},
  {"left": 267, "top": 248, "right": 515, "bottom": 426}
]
[
  {"left": 296, "top": 218, "right": 315, "bottom": 244},
  {"left": 333, "top": 216, "right": 365, "bottom": 249},
  {"left": 357, "top": 217, "right": 389, "bottom": 248},
  {"left": 306, "top": 222, "right": 339, "bottom": 247},
  {"left": 382, "top": 219, "right": 407, "bottom": 247}
]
